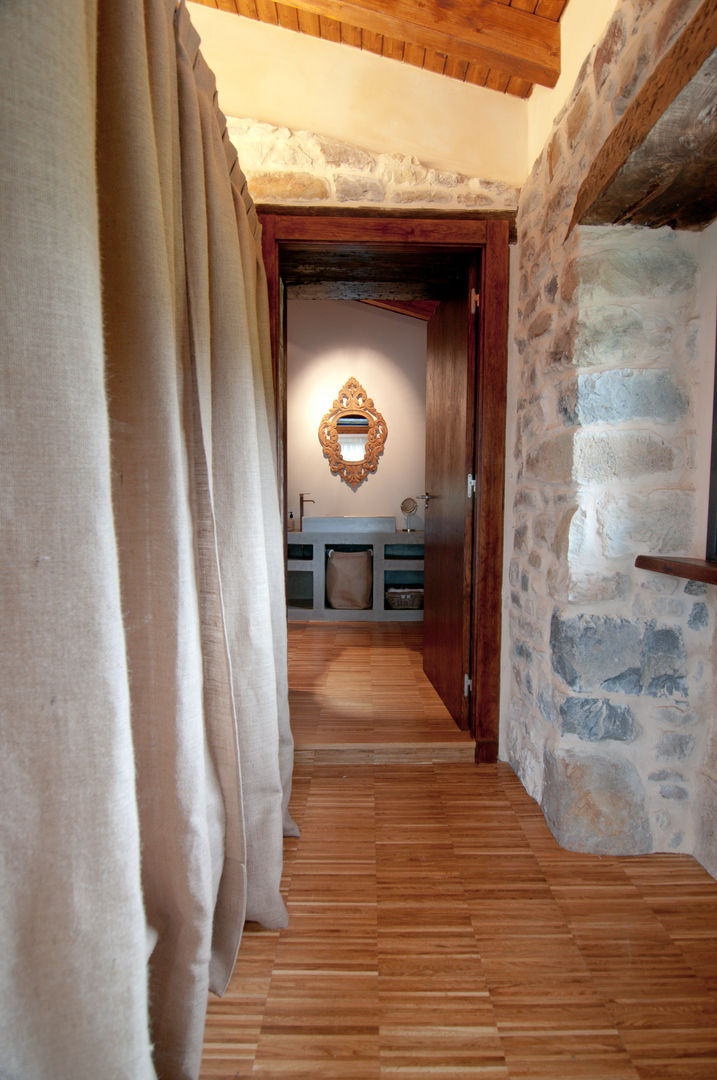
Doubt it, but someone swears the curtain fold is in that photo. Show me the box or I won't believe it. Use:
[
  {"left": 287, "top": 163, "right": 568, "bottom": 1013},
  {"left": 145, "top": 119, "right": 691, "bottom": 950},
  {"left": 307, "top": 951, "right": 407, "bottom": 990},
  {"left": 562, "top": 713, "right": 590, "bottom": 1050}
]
[
  {"left": 0, "top": 1, "right": 155, "bottom": 1077},
  {"left": 1, "top": 1, "right": 294, "bottom": 1076}
]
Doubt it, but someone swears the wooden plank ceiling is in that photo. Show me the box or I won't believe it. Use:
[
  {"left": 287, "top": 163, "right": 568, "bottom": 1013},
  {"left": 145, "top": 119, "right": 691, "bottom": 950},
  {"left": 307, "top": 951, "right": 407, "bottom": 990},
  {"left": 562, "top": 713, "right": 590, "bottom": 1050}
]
[{"left": 194, "top": 0, "right": 568, "bottom": 98}]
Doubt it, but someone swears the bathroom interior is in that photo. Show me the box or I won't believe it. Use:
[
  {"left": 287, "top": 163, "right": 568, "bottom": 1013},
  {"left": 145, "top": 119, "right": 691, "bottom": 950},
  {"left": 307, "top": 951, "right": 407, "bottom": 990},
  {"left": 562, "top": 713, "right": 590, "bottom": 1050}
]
[{"left": 285, "top": 296, "right": 430, "bottom": 620}]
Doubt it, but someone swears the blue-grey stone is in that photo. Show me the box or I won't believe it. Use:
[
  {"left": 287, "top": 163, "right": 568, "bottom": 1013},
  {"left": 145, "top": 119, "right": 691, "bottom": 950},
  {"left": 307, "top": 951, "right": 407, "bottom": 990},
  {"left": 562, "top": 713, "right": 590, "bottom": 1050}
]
[
  {"left": 656, "top": 731, "right": 695, "bottom": 760},
  {"left": 601, "top": 667, "right": 642, "bottom": 694},
  {"left": 574, "top": 370, "right": 688, "bottom": 425},
  {"left": 649, "top": 769, "right": 684, "bottom": 782},
  {"left": 514, "top": 640, "right": 532, "bottom": 662},
  {"left": 660, "top": 785, "right": 688, "bottom": 801},
  {"left": 684, "top": 580, "right": 707, "bottom": 595},
  {"left": 646, "top": 673, "right": 688, "bottom": 698},
  {"left": 688, "top": 602, "right": 709, "bottom": 630},
  {"left": 654, "top": 707, "right": 695, "bottom": 728},
  {"left": 550, "top": 612, "right": 642, "bottom": 691},
  {"left": 541, "top": 747, "right": 652, "bottom": 855},
  {"left": 560, "top": 696, "right": 637, "bottom": 742},
  {"left": 641, "top": 624, "right": 687, "bottom": 698}
]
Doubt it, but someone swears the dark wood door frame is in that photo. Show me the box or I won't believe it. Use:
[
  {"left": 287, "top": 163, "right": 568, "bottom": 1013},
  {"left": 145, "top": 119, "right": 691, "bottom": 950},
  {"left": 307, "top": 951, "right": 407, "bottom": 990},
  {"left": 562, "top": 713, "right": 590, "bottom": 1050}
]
[{"left": 260, "top": 214, "right": 509, "bottom": 763}]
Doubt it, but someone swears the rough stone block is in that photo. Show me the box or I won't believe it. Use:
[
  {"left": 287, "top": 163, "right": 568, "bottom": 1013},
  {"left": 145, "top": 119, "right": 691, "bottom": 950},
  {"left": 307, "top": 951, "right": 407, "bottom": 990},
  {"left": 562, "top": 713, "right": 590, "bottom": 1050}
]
[
  {"left": 560, "top": 696, "right": 638, "bottom": 741},
  {"left": 573, "top": 305, "right": 672, "bottom": 368},
  {"left": 335, "top": 176, "right": 385, "bottom": 202},
  {"left": 567, "top": 569, "right": 631, "bottom": 604},
  {"left": 653, "top": 705, "right": 695, "bottom": 728},
  {"left": 574, "top": 240, "right": 696, "bottom": 302},
  {"left": 514, "top": 639, "right": 533, "bottom": 663},
  {"left": 574, "top": 429, "right": 676, "bottom": 484},
  {"left": 526, "top": 431, "right": 574, "bottom": 484},
  {"left": 660, "top": 784, "right": 688, "bottom": 800},
  {"left": 528, "top": 310, "right": 553, "bottom": 340},
  {"left": 541, "top": 747, "right": 652, "bottom": 854},
  {"left": 551, "top": 612, "right": 688, "bottom": 699},
  {"left": 566, "top": 87, "right": 593, "bottom": 147},
  {"left": 597, "top": 490, "right": 695, "bottom": 558},
  {"left": 547, "top": 131, "right": 563, "bottom": 181},
  {"left": 551, "top": 612, "right": 642, "bottom": 690},
  {"left": 642, "top": 624, "right": 688, "bottom": 699},
  {"left": 248, "top": 171, "right": 330, "bottom": 202},
  {"left": 572, "top": 370, "right": 687, "bottom": 425},
  {"left": 688, "top": 602, "right": 709, "bottom": 630},
  {"left": 601, "top": 667, "right": 643, "bottom": 694},
  {"left": 594, "top": 12, "right": 627, "bottom": 91},
  {"left": 317, "top": 137, "right": 375, "bottom": 171},
  {"left": 656, "top": 730, "right": 695, "bottom": 760},
  {"left": 649, "top": 769, "right": 685, "bottom": 782}
]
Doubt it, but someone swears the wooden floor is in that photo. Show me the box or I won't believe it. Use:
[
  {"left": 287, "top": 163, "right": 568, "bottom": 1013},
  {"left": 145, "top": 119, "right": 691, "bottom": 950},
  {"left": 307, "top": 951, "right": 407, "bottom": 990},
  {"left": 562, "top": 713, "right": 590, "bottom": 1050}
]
[{"left": 200, "top": 622, "right": 717, "bottom": 1079}]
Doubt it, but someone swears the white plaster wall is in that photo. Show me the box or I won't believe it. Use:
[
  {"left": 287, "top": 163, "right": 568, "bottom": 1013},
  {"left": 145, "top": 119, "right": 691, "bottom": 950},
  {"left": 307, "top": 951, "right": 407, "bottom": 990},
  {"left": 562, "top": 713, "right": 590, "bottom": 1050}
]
[
  {"left": 286, "top": 300, "right": 427, "bottom": 528},
  {"left": 680, "top": 218, "right": 717, "bottom": 550}
]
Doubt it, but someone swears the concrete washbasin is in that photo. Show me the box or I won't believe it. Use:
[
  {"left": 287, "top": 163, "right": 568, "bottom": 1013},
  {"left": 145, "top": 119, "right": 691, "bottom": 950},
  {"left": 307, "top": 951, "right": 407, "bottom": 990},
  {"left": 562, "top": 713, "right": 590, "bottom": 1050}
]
[{"left": 300, "top": 516, "right": 396, "bottom": 533}]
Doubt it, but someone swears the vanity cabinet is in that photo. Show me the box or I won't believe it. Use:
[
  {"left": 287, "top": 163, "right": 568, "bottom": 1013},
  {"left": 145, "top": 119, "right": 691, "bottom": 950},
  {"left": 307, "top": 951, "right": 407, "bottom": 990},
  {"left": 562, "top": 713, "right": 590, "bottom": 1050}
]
[{"left": 286, "top": 529, "right": 424, "bottom": 621}]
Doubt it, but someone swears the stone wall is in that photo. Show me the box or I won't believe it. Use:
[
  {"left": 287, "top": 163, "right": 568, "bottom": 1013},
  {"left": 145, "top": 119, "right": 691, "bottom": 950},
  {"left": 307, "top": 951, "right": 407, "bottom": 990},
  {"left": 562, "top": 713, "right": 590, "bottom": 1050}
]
[
  {"left": 226, "top": 117, "right": 519, "bottom": 214},
  {"left": 505, "top": 0, "right": 717, "bottom": 873}
]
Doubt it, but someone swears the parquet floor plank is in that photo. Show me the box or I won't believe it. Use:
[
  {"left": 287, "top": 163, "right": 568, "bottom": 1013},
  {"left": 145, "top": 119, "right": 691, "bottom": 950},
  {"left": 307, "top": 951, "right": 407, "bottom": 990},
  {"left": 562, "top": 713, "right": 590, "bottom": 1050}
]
[{"left": 200, "top": 622, "right": 717, "bottom": 1079}]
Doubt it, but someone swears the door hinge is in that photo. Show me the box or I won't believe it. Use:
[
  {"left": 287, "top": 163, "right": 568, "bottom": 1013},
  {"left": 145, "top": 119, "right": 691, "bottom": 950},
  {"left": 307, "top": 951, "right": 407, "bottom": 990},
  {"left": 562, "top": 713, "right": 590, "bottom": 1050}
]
[
  {"left": 470, "top": 288, "right": 479, "bottom": 315},
  {"left": 467, "top": 473, "right": 477, "bottom": 498},
  {"left": 464, "top": 673, "right": 472, "bottom": 697}
]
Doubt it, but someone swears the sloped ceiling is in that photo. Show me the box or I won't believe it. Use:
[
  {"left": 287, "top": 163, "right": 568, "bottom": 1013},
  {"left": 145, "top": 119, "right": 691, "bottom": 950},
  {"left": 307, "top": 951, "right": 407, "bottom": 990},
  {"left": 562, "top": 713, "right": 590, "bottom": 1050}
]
[{"left": 192, "top": 0, "right": 569, "bottom": 98}]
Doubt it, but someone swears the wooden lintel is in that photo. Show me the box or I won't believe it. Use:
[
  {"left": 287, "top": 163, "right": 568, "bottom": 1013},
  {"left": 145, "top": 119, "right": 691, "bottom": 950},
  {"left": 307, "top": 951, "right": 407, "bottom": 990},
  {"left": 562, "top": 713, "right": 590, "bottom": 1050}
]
[
  {"left": 275, "top": 0, "right": 561, "bottom": 88},
  {"left": 569, "top": 0, "right": 717, "bottom": 234}
]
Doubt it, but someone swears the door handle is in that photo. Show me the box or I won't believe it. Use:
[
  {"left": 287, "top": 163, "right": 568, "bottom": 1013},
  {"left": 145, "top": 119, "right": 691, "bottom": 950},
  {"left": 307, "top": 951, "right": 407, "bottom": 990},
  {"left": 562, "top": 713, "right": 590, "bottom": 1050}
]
[{"left": 416, "top": 493, "right": 434, "bottom": 508}]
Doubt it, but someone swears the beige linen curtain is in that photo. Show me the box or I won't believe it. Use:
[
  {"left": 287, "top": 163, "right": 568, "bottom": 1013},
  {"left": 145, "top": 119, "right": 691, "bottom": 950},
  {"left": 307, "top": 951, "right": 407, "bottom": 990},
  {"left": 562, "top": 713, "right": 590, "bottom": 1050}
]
[{"left": 1, "top": 1, "right": 294, "bottom": 1077}]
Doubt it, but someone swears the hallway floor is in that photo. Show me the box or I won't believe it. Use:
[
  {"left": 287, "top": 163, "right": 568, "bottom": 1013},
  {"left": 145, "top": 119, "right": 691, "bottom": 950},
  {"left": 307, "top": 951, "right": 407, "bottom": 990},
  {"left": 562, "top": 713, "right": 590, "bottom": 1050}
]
[{"left": 200, "top": 622, "right": 717, "bottom": 1079}]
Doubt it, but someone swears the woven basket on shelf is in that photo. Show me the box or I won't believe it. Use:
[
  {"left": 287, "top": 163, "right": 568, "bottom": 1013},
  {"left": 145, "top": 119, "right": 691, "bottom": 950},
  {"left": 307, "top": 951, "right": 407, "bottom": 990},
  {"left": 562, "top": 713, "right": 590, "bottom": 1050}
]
[{"left": 385, "top": 588, "right": 424, "bottom": 610}]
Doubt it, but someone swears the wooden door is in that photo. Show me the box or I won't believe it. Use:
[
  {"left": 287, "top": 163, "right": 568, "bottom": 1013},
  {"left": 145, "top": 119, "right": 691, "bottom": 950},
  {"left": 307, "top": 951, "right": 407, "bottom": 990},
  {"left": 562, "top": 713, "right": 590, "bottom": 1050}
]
[{"left": 423, "top": 262, "right": 478, "bottom": 730}]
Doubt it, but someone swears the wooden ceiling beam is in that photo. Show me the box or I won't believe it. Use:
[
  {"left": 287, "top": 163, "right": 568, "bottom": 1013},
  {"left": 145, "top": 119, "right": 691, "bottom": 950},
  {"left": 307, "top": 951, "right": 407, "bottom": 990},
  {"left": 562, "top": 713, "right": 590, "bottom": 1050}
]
[
  {"left": 569, "top": 0, "right": 717, "bottom": 233},
  {"left": 273, "top": 0, "right": 560, "bottom": 87}
]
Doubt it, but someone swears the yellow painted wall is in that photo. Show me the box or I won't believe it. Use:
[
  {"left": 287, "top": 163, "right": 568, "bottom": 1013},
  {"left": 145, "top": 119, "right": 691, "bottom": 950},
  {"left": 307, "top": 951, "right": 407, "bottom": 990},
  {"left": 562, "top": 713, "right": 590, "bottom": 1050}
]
[{"left": 188, "top": 0, "right": 618, "bottom": 186}]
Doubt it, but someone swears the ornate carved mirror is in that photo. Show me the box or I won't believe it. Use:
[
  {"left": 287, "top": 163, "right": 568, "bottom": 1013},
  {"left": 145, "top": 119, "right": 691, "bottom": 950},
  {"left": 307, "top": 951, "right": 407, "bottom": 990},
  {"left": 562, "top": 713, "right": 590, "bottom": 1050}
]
[{"left": 318, "top": 377, "right": 388, "bottom": 489}]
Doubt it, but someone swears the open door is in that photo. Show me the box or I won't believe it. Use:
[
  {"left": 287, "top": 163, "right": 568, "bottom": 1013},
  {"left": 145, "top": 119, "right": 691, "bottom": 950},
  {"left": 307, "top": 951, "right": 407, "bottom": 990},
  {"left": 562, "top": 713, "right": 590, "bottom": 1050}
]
[
  {"left": 260, "top": 215, "right": 509, "bottom": 762},
  {"left": 423, "top": 260, "right": 478, "bottom": 731}
]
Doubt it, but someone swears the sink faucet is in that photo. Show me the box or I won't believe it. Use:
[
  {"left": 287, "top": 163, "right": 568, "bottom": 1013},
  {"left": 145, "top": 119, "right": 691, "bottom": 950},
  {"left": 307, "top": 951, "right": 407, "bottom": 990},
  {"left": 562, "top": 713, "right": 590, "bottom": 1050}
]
[{"left": 299, "top": 492, "right": 314, "bottom": 532}]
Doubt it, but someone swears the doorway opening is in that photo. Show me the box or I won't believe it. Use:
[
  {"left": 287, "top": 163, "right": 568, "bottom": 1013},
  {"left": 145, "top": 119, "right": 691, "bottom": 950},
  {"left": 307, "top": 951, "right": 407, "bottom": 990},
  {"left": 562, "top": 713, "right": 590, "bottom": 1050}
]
[{"left": 261, "top": 215, "right": 509, "bottom": 762}]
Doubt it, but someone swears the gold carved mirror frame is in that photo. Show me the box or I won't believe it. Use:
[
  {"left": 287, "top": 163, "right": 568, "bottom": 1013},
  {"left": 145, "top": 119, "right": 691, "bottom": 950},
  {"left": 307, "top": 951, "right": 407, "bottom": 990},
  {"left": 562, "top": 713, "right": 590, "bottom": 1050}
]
[{"left": 318, "top": 377, "right": 388, "bottom": 490}]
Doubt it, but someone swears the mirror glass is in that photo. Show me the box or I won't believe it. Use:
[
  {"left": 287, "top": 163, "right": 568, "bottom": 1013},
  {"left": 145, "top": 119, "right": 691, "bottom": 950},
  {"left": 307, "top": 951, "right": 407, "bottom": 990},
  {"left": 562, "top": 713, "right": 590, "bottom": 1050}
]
[
  {"left": 336, "top": 413, "right": 370, "bottom": 461},
  {"left": 318, "top": 378, "right": 387, "bottom": 489}
]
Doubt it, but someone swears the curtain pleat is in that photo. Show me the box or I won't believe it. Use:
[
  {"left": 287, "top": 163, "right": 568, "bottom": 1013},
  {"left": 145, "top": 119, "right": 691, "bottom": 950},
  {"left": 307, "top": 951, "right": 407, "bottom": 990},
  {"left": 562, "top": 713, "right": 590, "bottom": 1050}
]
[
  {"left": 2, "top": 0, "right": 294, "bottom": 1076},
  {"left": 175, "top": 5, "right": 297, "bottom": 941},
  {"left": 0, "top": 1, "right": 155, "bottom": 1077}
]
